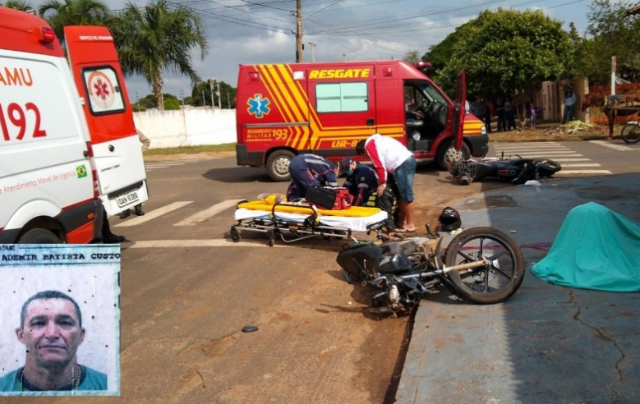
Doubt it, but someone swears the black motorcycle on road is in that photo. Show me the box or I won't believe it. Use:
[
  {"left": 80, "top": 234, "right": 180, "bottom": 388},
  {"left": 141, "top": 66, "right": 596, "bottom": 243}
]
[
  {"left": 449, "top": 154, "right": 562, "bottom": 185},
  {"left": 336, "top": 219, "right": 525, "bottom": 317}
]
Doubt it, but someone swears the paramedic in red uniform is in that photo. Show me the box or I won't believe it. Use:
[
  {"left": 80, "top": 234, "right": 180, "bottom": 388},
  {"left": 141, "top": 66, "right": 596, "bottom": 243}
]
[
  {"left": 356, "top": 134, "right": 417, "bottom": 232},
  {"left": 286, "top": 154, "right": 339, "bottom": 201},
  {"left": 340, "top": 157, "right": 397, "bottom": 235}
]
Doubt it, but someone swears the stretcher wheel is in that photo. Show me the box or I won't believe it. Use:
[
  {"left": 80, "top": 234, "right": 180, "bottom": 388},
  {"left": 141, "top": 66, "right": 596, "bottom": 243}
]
[
  {"left": 230, "top": 226, "right": 241, "bottom": 242},
  {"left": 267, "top": 230, "right": 275, "bottom": 247}
]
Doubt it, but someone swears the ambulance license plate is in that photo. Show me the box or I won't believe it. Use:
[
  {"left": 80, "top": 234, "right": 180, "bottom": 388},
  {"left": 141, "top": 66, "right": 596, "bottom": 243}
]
[{"left": 116, "top": 191, "right": 139, "bottom": 207}]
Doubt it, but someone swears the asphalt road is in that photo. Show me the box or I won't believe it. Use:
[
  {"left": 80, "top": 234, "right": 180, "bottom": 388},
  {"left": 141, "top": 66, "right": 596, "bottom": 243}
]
[{"left": 3, "top": 140, "right": 636, "bottom": 403}]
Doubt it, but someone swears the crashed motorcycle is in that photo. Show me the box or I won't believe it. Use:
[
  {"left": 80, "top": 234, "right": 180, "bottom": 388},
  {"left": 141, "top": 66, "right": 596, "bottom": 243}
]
[
  {"left": 449, "top": 153, "right": 562, "bottom": 185},
  {"left": 336, "top": 219, "right": 525, "bottom": 316}
]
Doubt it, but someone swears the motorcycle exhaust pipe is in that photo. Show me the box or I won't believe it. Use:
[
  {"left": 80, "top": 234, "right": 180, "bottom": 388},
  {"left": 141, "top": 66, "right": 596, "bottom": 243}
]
[{"left": 443, "top": 257, "right": 491, "bottom": 274}]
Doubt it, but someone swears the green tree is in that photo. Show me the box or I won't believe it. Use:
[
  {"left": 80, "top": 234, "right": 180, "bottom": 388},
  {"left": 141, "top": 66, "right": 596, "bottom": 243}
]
[
  {"left": 218, "top": 81, "right": 236, "bottom": 108},
  {"left": 191, "top": 80, "right": 210, "bottom": 107},
  {"left": 423, "top": 24, "right": 468, "bottom": 77},
  {"left": 439, "top": 8, "right": 572, "bottom": 124},
  {"left": 164, "top": 98, "right": 181, "bottom": 110},
  {"left": 108, "top": 0, "right": 208, "bottom": 110},
  {"left": 3, "top": 0, "right": 36, "bottom": 12},
  {"left": 584, "top": 0, "right": 640, "bottom": 83},
  {"left": 403, "top": 50, "right": 421, "bottom": 65},
  {"left": 38, "top": 0, "right": 110, "bottom": 43},
  {"left": 191, "top": 79, "right": 235, "bottom": 108}
]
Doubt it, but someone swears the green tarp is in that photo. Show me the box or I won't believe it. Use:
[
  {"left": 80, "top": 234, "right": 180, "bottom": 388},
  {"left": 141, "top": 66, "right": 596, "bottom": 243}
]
[{"left": 532, "top": 202, "right": 640, "bottom": 292}]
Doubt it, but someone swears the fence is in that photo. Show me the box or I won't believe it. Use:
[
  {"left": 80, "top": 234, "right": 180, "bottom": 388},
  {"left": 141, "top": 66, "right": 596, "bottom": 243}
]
[{"left": 133, "top": 108, "right": 236, "bottom": 149}]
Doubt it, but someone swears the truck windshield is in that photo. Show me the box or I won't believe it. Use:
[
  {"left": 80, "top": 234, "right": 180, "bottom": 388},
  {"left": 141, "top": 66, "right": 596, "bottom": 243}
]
[{"left": 416, "top": 82, "right": 447, "bottom": 105}]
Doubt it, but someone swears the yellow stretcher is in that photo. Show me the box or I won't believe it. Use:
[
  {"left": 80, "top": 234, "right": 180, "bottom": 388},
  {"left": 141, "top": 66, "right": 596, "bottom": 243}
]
[{"left": 231, "top": 199, "right": 389, "bottom": 246}]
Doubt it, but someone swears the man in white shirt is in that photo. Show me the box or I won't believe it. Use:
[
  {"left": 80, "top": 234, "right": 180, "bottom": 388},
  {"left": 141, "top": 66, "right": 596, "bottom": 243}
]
[{"left": 356, "top": 134, "right": 417, "bottom": 232}]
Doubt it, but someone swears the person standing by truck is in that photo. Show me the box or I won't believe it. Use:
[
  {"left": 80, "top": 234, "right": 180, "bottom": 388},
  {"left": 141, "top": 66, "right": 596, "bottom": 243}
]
[
  {"left": 121, "top": 129, "right": 150, "bottom": 218},
  {"left": 356, "top": 134, "right": 417, "bottom": 233}
]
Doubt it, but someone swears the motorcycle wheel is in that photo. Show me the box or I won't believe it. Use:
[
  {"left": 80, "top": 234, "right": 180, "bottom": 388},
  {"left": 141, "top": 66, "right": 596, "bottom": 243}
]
[
  {"left": 534, "top": 159, "right": 561, "bottom": 177},
  {"left": 443, "top": 227, "right": 525, "bottom": 304}
]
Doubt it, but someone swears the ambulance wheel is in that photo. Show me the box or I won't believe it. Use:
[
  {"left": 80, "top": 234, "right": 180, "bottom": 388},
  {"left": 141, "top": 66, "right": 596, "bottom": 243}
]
[
  {"left": 18, "top": 228, "right": 62, "bottom": 244},
  {"left": 437, "top": 141, "right": 470, "bottom": 170},
  {"left": 230, "top": 227, "right": 241, "bottom": 242},
  {"left": 267, "top": 150, "right": 295, "bottom": 182}
]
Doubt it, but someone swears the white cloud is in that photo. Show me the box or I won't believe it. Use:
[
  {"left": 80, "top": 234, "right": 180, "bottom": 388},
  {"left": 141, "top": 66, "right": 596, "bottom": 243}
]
[{"left": 27, "top": 0, "right": 593, "bottom": 100}]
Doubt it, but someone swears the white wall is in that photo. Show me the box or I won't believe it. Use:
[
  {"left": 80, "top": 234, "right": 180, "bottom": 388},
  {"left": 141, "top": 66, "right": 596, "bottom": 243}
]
[{"left": 133, "top": 108, "right": 236, "bottom": 149}]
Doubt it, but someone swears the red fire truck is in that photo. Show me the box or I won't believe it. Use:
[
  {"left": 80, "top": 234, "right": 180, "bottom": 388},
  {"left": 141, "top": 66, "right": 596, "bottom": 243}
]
[{"left": 235, "top": 60, "right": 487, "bottom": 181}]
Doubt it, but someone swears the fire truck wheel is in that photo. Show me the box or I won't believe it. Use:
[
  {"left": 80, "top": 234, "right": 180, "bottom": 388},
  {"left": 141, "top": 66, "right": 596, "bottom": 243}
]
[
  {"left": 267, "top": 150, "right": 295, "bottom": 182},
  {"left": 437, "top": 141, "right": 470, "bottom": 170},
  {"left": 18, "top": 228, "right": 62, "bottom": 244}
]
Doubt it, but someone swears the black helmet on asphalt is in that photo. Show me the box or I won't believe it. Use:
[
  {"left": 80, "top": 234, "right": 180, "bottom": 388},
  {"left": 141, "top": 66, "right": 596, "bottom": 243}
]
[{"left": 438, "top": 207, "right": 462, "bottom": 232}]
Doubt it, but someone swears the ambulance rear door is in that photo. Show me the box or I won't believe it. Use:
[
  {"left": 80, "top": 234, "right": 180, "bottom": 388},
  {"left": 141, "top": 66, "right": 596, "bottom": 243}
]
[
  {"left": 64, "top": 25, "right": 148, "bottom": 215},
  {"left": 307, "top": 64, "right": 376, "bottom": 155}
]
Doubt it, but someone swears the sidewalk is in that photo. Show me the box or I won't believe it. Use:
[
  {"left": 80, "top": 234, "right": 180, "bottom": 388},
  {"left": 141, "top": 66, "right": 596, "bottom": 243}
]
[{"left": 396, "top": 173, "right": 640, "bottom": 404}]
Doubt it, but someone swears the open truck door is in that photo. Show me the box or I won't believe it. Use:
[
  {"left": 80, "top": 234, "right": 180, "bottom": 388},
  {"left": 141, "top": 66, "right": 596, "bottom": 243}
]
[
  {"left": 64, "top": 26, "right": 148, "bottom": 215},
  {"left": 453, "top": 70, "right": 467, "bottom": 151}
]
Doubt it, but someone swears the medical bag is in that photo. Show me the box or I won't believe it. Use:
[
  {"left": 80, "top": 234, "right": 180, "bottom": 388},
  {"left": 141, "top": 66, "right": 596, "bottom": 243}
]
[{"left": 305, "top": 187, "right": 353, "bottom": 210}]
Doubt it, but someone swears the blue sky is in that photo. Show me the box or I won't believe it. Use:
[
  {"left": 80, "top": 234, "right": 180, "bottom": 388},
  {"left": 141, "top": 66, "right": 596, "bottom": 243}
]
[{"left": 31, "top": 0, "right": 606, "bottom": 102}]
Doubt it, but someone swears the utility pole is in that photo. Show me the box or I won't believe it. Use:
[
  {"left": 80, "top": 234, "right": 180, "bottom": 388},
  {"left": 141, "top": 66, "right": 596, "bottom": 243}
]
[
  {"left": 209, "top": 79, "right": 214, "bottom": 108},
  {"left": 342, "top": 53, "right": 346, "bottom": 62},
  {"left": 296, "top": 0, "right": 303, "bottom": 62},
  {"left": 202, "top": 90, "right": 206, "bottom": 107},
  {"left": 216, "top": 80, "right": 222, "bottom": 109},
  {"left": 308, "top": 42, "right": 316, "bottom": 62}
]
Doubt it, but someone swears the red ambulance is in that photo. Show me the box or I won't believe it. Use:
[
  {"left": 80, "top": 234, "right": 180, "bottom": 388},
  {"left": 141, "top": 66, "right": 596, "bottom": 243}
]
[
  {"left": 0, "top": 7, "right": 148, "bottom": 243},
  {"left": 235, "top": 60, "right": 487, "bottom": 181}
]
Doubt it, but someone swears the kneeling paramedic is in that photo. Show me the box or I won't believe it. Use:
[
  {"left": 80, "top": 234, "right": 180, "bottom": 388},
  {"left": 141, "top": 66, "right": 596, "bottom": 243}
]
[
  {"left": 340, "top": 157, "right": 397, "bottom": 235},
  {"left": 287, "top": 154, "right": 339, "bottom": 201}
]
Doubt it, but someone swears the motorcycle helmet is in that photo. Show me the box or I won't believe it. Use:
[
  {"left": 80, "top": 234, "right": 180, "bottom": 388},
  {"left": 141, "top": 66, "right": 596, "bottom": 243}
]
[
  {"left": 438, "top": 206, "right": 462, "bottom": 232},
  {"left": 444, "top": 147, "right": 463, "bottom": 166}
]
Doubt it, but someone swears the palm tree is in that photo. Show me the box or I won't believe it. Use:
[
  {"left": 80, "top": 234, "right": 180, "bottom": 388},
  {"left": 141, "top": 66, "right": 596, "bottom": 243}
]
[
  {"left": 3, "top": 0, "right": 36, "bottom": 13},
  {"left": 38, "top": 0, "right": 110, "bottom": 43},
  {"left": 109, "top": 0, "right": 208, "bottom": 110}
]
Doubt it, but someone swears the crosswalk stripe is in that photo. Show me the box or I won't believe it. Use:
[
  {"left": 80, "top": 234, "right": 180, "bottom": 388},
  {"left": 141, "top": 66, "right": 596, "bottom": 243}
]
[
  {"left": 173, "top": 199, "right": 244, "bottom": 226},
  {"left": 560, "top": 163, "right": 601, "bottom": 167},
  {"left": 494, "top": 142, "right": 560, "bottom": 147},
  {"left": 589, "top": 140, "right": 632, "bottom": 151},
  {"left": 123, "top": 239, "right": 284, "bottom": 248},
  {"left": 502, "top": 153, "right": 582, "bottom": 157},
  {"left": 550, "top": 158, "right": 590, "bottom": 161},
  {"left": 146, "top": 165, "right": 173, "bottom": 169},
  {"left": 495, "top": 146, "right": 567, "bottom": 151},
  {"left": 114, "top": 201, "right": 193, "bottom": 227},
  {"left": 555, "top": 170, "right": 611, "bottom": 175}
]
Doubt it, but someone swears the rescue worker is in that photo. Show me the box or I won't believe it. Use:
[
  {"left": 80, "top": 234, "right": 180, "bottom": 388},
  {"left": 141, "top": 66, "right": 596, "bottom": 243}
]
[
  {"left": 286, "top": 154, "right": 339, "bottom": 201},
  {"left": 340, "top": 156, "right": 397, "bottom": 236},
  {"left": 356, "top": 134, "right": 417, "bottom": 232}
]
